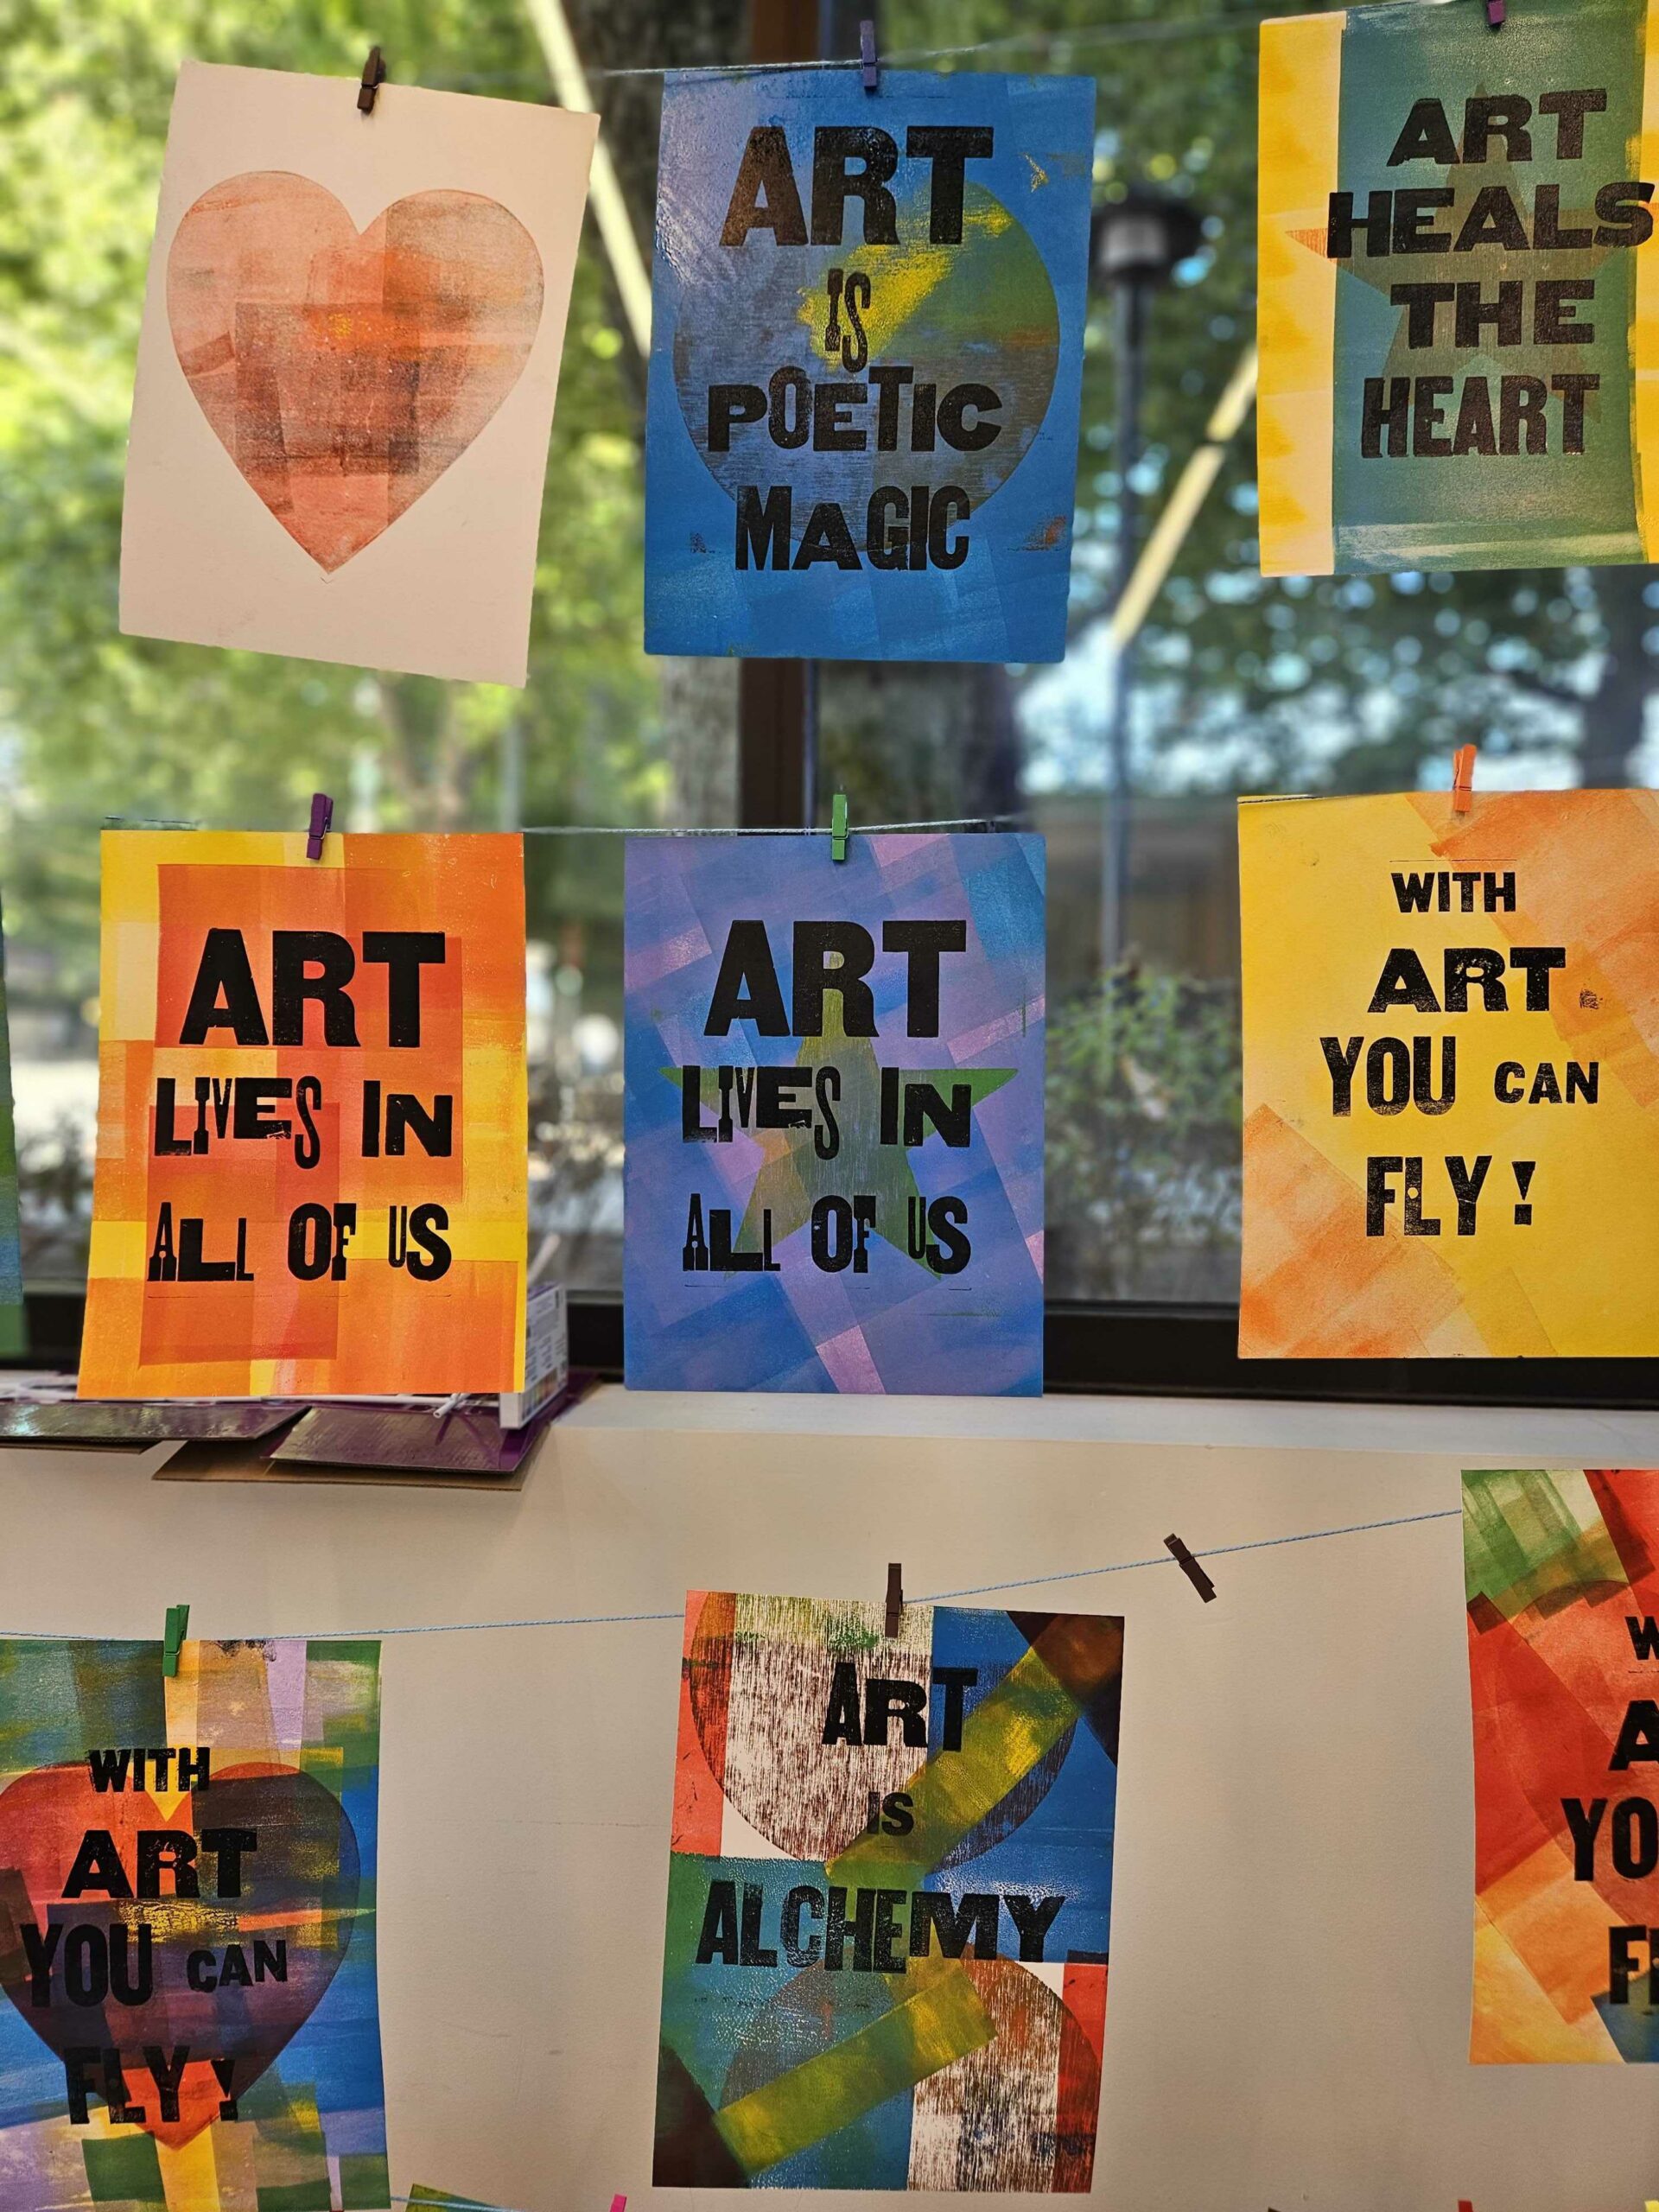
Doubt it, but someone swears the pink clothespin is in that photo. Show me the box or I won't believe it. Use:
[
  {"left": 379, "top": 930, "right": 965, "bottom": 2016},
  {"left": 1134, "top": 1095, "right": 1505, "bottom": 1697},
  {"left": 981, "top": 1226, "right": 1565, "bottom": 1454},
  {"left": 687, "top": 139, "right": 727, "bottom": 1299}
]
[
  {"left": 1451, "top": 745, "right": 1477, "bottom": 817},
  {"left": 306, "top": 791, "right": 334, "bottom": 860},
  {"left": 1484, "top": 0, "right": 1504, "bottom": 28}
]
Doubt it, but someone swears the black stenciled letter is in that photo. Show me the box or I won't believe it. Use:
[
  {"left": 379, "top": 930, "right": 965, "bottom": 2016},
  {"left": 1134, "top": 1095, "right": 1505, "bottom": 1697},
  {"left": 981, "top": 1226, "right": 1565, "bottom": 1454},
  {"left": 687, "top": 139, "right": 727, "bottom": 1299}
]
[
  {"left": 179, "top": 931, "right": 269, "bottom": 1046},
  {"left": 362, "top": 931, "right": 444, "bottom": 1046}
]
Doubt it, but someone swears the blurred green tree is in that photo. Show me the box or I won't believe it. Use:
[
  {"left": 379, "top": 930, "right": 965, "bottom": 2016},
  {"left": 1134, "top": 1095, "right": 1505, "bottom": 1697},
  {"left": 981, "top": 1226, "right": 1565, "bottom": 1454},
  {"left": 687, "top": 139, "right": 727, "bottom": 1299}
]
[
  {"left": 889, "top": 0, "right": 1657, "bottom": 802},
  {"left": 0, "top": 0, "right": 725, "bottom": 1020}
]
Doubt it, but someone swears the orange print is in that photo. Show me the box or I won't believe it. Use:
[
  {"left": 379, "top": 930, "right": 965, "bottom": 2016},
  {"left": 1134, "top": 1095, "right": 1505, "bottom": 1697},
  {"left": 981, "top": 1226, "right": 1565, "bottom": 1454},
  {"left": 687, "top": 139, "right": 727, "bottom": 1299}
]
[
  {"left": 80, "top": 831, "right": 527, "bottom": 1398},
  {"left": 167, "top": 174, "right": 544, "bottom": 571}
]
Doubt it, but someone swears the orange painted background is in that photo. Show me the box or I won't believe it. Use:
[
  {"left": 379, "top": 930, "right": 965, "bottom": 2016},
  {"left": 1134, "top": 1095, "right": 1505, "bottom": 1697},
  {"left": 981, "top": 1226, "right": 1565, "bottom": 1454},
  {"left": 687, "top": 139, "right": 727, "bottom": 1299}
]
[
  {"left": 1241, "top": 790, "right": 1659, "bottom": 1358},
  {"left": 81, "top": 830, "right": 526, "bottom": 1397}
]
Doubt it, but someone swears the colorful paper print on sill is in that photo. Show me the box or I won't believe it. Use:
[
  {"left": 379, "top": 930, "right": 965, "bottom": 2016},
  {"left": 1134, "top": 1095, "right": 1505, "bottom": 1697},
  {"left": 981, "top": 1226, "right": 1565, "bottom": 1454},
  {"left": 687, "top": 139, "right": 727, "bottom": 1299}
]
[
  {"left": 81, "top": 830, "right": 527, "bottom": 1398},
  {"left": 623, "top": 831, "right": 1046, "bottom": 1394},
  {"left": 1240, "top": 788, "right": 1659, "bottom": 1357}
]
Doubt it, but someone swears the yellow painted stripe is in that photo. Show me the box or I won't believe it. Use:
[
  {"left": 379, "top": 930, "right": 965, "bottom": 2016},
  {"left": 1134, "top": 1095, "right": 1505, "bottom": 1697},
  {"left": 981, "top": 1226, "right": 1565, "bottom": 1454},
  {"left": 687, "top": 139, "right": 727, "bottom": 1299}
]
[
  {"left": 829, "top": 1641, "right": 1078, "bottom": 1881},
  {"left": 1257, "top": 10, "right": 1344, "bottom": 576},
  {"left": 158, "top": 2128, "right": 224, "bottom": 2210},
  {"left": 713, "top": 1956, "right": 995, "bottom": 2175},
  {"left": 1637, "top": 0, "right": 1659, "bottom": 556}
]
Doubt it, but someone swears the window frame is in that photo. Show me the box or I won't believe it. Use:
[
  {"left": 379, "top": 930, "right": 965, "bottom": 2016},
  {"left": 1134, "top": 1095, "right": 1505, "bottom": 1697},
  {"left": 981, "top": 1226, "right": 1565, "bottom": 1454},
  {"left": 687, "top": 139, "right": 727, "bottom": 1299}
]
[{"left": 10, "top": 672, "right": 1655, "bottom": 1411}]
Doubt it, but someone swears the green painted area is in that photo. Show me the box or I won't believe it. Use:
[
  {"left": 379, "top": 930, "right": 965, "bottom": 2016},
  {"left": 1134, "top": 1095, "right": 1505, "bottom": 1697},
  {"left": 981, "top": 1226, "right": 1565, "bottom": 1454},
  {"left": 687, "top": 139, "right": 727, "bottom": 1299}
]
[
  {"left": 1463, "top": 1467, "right": 1628, "bottom": 1613},
  {"left": 339, "top": 2153, "right": 394, "bottom": 2209},
  {"left": 713, "top": 1959, "right": 995, "bottom": 2177},
  {"left": 1332, "top": 0, "right": 1646, "bottom": 569},
  {"left": 245, "top": 2067, "right": 333, "bottom": 2212},
  {"left": 0, "top": 1638, "right": 163, "bottom": 1774},
  {"left": 673, "top": 1013, "right": 1017, "bottom": 1269},
  {"left": 82, "top": 2133, "right": 165, "bottom": 2209},
  {"left": 254, "top": 2185, "right": 334, "bottom": 2212},
  {"left": 831, "top": 1640, "right": 1079, "bottom": 1881}
]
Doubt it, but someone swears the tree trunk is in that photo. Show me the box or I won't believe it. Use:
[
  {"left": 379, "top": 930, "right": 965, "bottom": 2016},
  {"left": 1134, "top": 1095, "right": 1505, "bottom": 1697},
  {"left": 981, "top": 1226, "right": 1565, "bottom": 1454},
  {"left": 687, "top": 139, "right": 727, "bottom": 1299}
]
[
  {"left": 1582, "top": 564, "right": 1656, "bottom": 786},
  {"left": 661, "top": 657, "right": 741, "bottom": 824}
]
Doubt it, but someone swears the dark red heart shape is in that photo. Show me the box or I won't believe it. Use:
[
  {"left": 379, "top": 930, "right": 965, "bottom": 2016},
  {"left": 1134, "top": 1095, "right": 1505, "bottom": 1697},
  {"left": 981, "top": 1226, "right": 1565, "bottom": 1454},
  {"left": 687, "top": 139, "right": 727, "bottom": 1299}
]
[{"left": 0, "top": 1760, "right": 359, "bottom": 2146}]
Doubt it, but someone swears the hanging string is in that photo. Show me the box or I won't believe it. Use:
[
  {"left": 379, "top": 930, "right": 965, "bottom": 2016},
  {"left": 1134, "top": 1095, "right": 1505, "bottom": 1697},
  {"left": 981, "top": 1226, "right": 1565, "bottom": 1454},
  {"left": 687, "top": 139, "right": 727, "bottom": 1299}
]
[
  {"left": 87, "top": 823, "right": 1026, "bottom": 836},
  {"left": 419, "top": 9, "right": 1277, "bottom": 91},
  {"left": 582, "top": 12, "right": 1273, "bottom": 77},
  {"left": 0, "top": 1506, "right": 1459, "bottom": 1643}
]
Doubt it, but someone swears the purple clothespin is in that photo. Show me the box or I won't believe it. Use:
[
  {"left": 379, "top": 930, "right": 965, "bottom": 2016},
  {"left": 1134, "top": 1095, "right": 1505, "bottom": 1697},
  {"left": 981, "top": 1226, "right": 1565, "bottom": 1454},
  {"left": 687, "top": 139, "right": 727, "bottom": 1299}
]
[
  {"left": 305, "top": 791, "right": 334, "bottom": 861},
  {"left": 1484, "top": 0, "right": 1505, "bottom": 27},
  {"left": 859, "top": 18, "right": 879, "bottom": 92}
]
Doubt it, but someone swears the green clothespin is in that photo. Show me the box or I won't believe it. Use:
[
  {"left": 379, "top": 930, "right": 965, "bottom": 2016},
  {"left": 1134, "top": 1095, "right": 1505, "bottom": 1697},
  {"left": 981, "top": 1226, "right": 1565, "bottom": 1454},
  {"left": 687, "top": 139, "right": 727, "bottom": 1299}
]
[
  {"left": 830, "top": 791, "right": 850, "bottom": 862},
  {"left": 162, "top": 1605, "right": 189, "bottom": 1679}
]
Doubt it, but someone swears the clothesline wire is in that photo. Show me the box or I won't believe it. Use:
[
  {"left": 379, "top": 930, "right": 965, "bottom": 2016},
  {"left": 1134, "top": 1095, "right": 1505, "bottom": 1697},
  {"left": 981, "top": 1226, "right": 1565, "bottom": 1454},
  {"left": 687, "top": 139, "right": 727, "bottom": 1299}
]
[
  {"left": 90, "top": 815, "right": 1019, "bottom": 836},
  {"left": 582, "top": 12, "right": 1270, "bottom": 74},
  {"left": 0, "top": 1506, "right": 1459, "bottom": 1643},
  {"left": 421, "top": 7, "right": 1300, "bottom": 87}
]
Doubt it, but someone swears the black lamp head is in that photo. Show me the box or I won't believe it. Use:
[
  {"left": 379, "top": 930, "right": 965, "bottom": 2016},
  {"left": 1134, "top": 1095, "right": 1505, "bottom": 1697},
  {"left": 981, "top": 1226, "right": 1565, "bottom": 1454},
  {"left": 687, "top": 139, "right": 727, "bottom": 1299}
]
[{"left": 1090, "top": 187, "right": 1206, "bottom": 290}]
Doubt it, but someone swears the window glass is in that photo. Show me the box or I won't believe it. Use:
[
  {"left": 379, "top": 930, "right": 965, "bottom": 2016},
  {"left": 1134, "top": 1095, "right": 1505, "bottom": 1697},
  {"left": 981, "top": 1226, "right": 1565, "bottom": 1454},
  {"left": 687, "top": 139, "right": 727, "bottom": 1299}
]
[
  {"left": 846, "top": 0, "right": 1640, "bottom": 1306},
  {"left": 0, "top": 7, "right": 739, "bottom": 1306},
  {"left": 7, "top": 0, "right": 1640, "bottom": 1328}
]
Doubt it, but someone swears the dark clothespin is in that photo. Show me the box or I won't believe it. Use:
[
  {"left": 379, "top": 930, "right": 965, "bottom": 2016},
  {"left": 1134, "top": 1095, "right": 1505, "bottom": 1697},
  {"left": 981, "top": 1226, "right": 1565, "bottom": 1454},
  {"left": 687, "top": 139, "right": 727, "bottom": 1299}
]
[
  {"left": 830, "top": 791, "right": 850, "bottom": 861},
  {"left": 162, "top": 1604, "right": 189, "bottom": 1678},
  {"left": 1451, "top": 743, "right": 1477, "bottom": 816},
  {"left": 306, "top": 791, "right": 334, "bottom": 860},
  {"left": 1164, "top": 1535, "right": 1216, "bottom": 1604},
  {"left": 884, "top": 1562, "right": 904, "bottom": 1637},
  {"left": 859, "top": 20, "right": 880, "bottom": 92},
  {"left": 1484, "top": 0, "right": 1504, "bottom": 27},
  {"left": 358, "top": 46, "right": 387, "bottom": 114}
]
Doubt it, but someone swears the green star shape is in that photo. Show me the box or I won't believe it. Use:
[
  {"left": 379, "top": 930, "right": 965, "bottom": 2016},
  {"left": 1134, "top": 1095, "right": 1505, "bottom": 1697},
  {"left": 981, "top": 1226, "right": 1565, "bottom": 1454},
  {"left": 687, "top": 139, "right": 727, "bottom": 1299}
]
[
  {"left": 670, "top": 1007, "right": 1015, "bottom": 1271},
  {"left": 1294, "top": 109, "right": 1618, "bottom": 402}
]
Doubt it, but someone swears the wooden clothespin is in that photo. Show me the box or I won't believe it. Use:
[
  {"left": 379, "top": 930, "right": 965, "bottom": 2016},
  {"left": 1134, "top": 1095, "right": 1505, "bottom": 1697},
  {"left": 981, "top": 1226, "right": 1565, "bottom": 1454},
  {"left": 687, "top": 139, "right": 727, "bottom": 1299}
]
[
  {"left": 859, "top": 20, "right": 880, "bottom": 92},
  {"left": 358, "top": 45, "right": 387, "bottom": 114},
  {"left": 1164, "top": 1535, "right": 1216, "bottom": 1604},
  {"left": 162, "top": 1604, "right": 189, "bottom": 1678},
  {"left": 884, "top": 1562, "right": 903, "bottom": 1637},
  {"left": 1451, "top": 743, "right": 1478, "bottom": 816},
  {"left": 830, "top": 791, "right": 850, "bottom": 861},
  {"left": 306, "top": 791, "right": 334, "bottom": 860}
]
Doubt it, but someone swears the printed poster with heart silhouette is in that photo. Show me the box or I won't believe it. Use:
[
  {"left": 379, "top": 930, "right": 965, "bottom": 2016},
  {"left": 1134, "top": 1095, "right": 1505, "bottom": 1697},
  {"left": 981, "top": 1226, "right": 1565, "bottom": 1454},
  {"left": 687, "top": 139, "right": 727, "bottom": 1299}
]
[
  {"left": 643, "top": 68, "right": 1096, "bottom": 664},
  {"left": 120, "top": 61, "right": 597, "bottom": 686},
  {"left": 0, "top": 1634, "right": 384, "bottom": 2211},
  {"left": 655, "top": 1591, "right": 1121, "bottom": 2189}
]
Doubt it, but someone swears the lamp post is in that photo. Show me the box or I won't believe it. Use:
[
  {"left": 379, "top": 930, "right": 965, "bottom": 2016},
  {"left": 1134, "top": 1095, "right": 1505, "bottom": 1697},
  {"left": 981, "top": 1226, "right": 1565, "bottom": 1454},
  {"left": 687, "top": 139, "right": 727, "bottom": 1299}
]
[{"left": 1093, "top": 188, "right": 1204, "bottom": 975}]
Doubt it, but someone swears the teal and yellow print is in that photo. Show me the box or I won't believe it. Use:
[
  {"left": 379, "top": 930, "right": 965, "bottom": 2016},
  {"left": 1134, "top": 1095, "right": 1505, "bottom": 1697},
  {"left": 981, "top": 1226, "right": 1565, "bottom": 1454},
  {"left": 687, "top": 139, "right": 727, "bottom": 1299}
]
[{"left": 1260, "top": 0, "right": 1659, "bottom": 574}]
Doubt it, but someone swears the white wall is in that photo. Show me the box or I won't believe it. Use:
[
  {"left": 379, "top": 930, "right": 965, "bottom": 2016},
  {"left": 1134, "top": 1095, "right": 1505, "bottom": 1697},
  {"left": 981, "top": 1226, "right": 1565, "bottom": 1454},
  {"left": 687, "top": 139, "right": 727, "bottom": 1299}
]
[{"left": 7, "top": 1389, "right": 1659, "bottom": 2212}]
